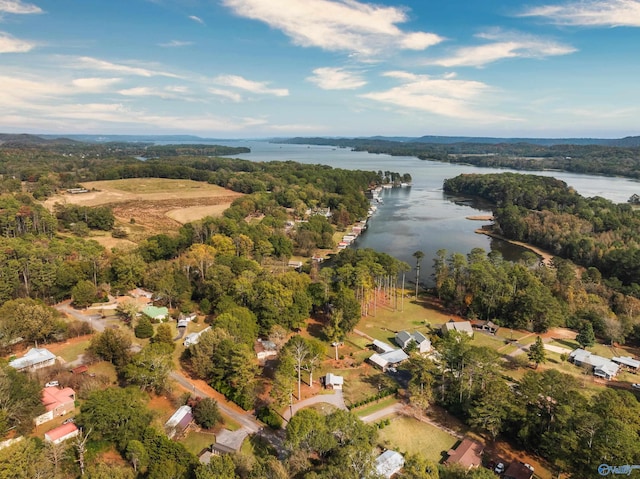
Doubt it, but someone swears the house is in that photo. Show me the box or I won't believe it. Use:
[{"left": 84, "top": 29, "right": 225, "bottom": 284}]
[
  {"left": 142, "top": 305, "right": 169, "bottom": 321},
  {"left": 255, "top": 339, "right": 278, "bottom": 362},
  {"left": 9, "top": 348, "right": 56, "bottom": 372},
  {"left": 569, "top": 348, "right": 620, "bottom": 380},
  {"left": 441, "top": 320, "right": 474, "bottom": 337},
  {"left": 395, "top": 331, "right": 431, "bottom": 353},
  {"left": 35, "top": 386, "right": 76, "bottom": 426},
  {"left": 178, "top": 312, "right": 197, "bottom": 322},
  {"left": 177, "top": 319, "right": 189, "bottom": 329},
  {"left": 504, "top": 462, "right": 534, "bottom": 479},
  {"left": 372, "top": 340, "right": 395, "bottom": 354},
  {"left": 128, "top": 287, "right": 153, "bottom": 299},
  {"left": 368, "top": 349, "right": 409, "bottom": 371},
  {"left": 44, "top": 423, "right": 79, "bottom": 444},
  {"left": 184, "top": 327, "right": 211, "bottom": 347},
  {"left": 199, "top": 443, "right": 236, "bottom": 463},
  {"left": 473, "top": 320, "right": 500, "bottom": 334},
  {"left": 324, "top": 373, "right": 344, "bottom": 390},
  {"left": 165, "top": 405, "right": 193, "bottom": 439},
  {"left": 612, "top": 356, "right": 640, "bottom": 371},
  {"left": 375, "top": 450, "right": 405, "bottom": 478},
  {"left": 445, "top": 437, "right": 484, "bottom": 469}
]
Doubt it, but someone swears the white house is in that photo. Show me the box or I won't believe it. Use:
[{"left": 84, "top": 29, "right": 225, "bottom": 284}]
[
  {"left": 369, "top": 349, "right": 409, "bottom": 371},
  {"left": 183, "top": 327, "right": 211, "bottom": 347},
  {"left": 165, "top": 405, "right": 193, "bottom": 439},
  {"left": 45, "top": 423, "right": 79, "bottom": 444},
  {"left": 441, "top": 320, "right": 474, "bottom": 337},
  {"left": 569, "top": 348, "right": 620, "bottom": 380},
  {"left": 9, "top": 348, "right": 56, "bottom": 372},
  {"left": 395, "top": 331, "right": 431, "bottom": 353}
]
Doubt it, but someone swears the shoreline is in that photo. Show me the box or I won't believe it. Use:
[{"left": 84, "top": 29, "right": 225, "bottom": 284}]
[{"left": 475, "top": 225, "right": 554, "bottom": 267}]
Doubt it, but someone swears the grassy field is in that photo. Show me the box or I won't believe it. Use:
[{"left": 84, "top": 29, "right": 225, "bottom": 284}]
[
  {"left": 340, "top": 367, "right": 391, "bottom": 405},
  {"left": 378, "top": 415, "right": 458, "bottom": 463},
  {"left": 180, "top": 430, "right": 216, "bottom": 456},
  {"left": 352, "top": 396, "right": 398, "bottom": 418}
]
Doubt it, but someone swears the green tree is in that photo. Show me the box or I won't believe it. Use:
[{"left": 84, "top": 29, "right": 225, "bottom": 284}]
[
  {"left": 125, "top": 439, "right": 149, "bottom": 474},
  {"left": 87, "top": 462, "right": 136, "bottom": 479},
  {"left": 527, "top": 336, "right": 546, "bottom": 369},
  {"left": 134, "top": 315, "right": 154, "bottom": 339},
  {"left": 576, "top": 321, "right": 596, "bottom": 349},
  {"left": 0, "top": 437, "right": 49, "bottom": 479},
  {"left": 192, "top": 398, "right": 222, "bottom": 429},
  {"left": 71, "top": 279, "right": 98, "bottom": 308},
  {"left": 78, "top": 387, "right": 153, "bottom": 449},
  {"left": 402, "top": 453, "right": 440, "bottom": 479},
  {"left": 0, "top": 364, "right": 45, "bottom": 435},
  {"left": 87, "top": 328, "right": 132, "bottom": 367},
  {"left": 195, "top": 454, "right": 238, "bottom": 479},
  {"left": 121, "top": 343, "right": 173, "bottom": 393},
  {"left": 152, "top": 323, "right": 176, "bottom": 351}
]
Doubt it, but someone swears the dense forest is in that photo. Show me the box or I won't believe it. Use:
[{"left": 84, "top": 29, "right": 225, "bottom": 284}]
[{"left": 279, "top": 137, "right": 640, "bottom": 179}]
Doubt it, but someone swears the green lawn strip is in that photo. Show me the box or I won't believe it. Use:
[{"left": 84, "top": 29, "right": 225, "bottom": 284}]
[
  {"left": 87, "top": 361, "right": 118, "bottom": 382},
  {"left": 353, "top": 396, "right": 398, "bottom": 418},
  {"left": 378, "top": 415, "right": 458, "bottom": 463},
  {"left": 496, "top": 328, "right": 528, "bottom": 341},
  {"left": 179, "top": 430, "right": 216, "bottom": 456},
  {"left": 518, "top": 335, "right": 539, "bottom": 346},
  {"left": 56, "top": 339, "right": 90, "bottom": 362},
  {"left": 221, "top": 413, "right": 242, "bottom": 432},
  {"left": 500, "top": 344, "right": 519, "bottom": 356},
  {"left": 471, "top": 333, "right": 504, "bottom": 349}
]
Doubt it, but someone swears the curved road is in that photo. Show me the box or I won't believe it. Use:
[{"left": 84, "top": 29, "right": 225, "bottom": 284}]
[
  {"left": 54, "top": 300, "right": 107, "bottom": 332},
  {"left": 282, "top": 389, "right": 347, "bottom": 423}
]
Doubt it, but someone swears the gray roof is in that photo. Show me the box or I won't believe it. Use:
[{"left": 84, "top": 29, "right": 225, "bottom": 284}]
[
  {"left": 369, "top": 353, "right": 389, "bottom": 369},
  {"left": 9, "top": 348, "right": 56, "bottom": 370},
  {"left": 165, "top": 405, "right": 192, "bottom": 429},
  {"left": 612, "top": 356, "right": 640, "bottom": 369},
  {"left": 594, "top": 361, "right": 619, "bottom": 378},
  {"left": 570, "top": 348, "right": 610, "bottom": 368},
  {"left": 380, "top": 349, "right": 409, "bottom": 365},
  {"left": 442, "top": 320, "right": 474, "bottom": 335},
  {"left": 395, "top": 331, "right": 412, "bottom": 347},
  {"left": 373, "top": 340, "right": 395, "bottom": 353},
  {"left": 412, "top": 331, "right": 428, "bottom": 344}
]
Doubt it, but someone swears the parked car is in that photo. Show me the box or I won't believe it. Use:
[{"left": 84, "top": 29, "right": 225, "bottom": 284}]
[
  {"left": 494, "top": 462, "right": 505, "bottom": 474},
  {"left": 524, "top": 463, "right": 534, "bottom": 472},
  {"left": 45, "top": 381, "right": 59, "bottom": 388},
  {"left": 62, "top": 417, "right": 75, "bottom": 424},
  {"left": 632, "top": 383, "right": 640, "bottom": 390}
]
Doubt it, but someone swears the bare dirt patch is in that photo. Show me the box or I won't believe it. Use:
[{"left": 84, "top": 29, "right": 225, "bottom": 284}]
[{"left": 166, "top": 203, "right": 231, "bottom": 224}]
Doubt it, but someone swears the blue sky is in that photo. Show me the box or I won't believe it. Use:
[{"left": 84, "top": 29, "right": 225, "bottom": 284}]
[{"left": 1, "top": 0, "right": 639, "bottom": 138}]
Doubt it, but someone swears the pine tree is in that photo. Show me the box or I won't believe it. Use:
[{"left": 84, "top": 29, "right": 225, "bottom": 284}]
[
  {"left": 527, "top": 336, "right": 546, "bottom": 369},
  {"left": 576, "top": 322, "right": 596, "bottom": 349}
]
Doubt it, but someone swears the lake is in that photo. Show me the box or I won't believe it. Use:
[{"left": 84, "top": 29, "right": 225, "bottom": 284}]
[{"left": 187, "top": 140, "right": 640, "bottom": 285}]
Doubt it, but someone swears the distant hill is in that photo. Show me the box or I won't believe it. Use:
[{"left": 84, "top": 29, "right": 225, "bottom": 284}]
[
  {"left": 0, "top": 133, "right": 79, "bottom": 146},
  {"left": 41, "top": 134, "right": 233, "bottom": 143}
]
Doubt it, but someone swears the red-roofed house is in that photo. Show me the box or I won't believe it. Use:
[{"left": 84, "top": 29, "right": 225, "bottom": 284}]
[
  {"left": 445, "top": 437, "right": 484, "bottom": 469},
  {"left": 44, "top": 423, "right": 79, "bottom": 444},
  {"left": 35, "top": 387, "right": 76, "bottom": 426}
]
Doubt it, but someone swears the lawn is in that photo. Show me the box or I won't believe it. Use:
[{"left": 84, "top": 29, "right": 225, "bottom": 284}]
[
  {"left": 378, "top": 415, "right": 458, "bottom": 463},
  {"left": 56, "top": 339, "right": 91, "bottom": 362},
  {"left": 352, "top": 396, "right": 398, "bottom": 418},
  {"left": 340, "top": 367, "right": 391, "bottom": 406},
  {"left": 180, "top": 430, "right": 216, "bottom": 456},
  {"left": 471, "top": 333, "right": 505, "bottom": 349}
]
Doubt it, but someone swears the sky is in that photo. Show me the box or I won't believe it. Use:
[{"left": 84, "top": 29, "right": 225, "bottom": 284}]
[{"left": 1, "top": 0, "right": 640, "bottom": 138}]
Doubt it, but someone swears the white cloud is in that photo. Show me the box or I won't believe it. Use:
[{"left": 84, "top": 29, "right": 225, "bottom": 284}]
[
  {"left": 158, "top": 40, "right": 194, "bottom": 47},
  {"left": 71, "top": 77, "right": 121, "bottom": 92},
  {"left": 221, "top": 0, "right": 443, "bottom": 57},
  {"left": 361, "top": 71, "right": 491, "bottom": 119},
  {"left": 429, "top": 31, "right": 576, "bottom": 68},
  {"left": 73, "top": 56, "right": 182, "bottom": 78},
  {"left": 214, "top": 74, "right": 289, "bottom": 96},
  {"left": 0, "top": 31, "right": 35, "bottom": 53},
  {"left": 208, "top": 87, "right": 243, "bottom": 102},
  {"left": 0, "top": 0, "right": 42, "bottom": 14},
  {"left": 307, "top": 67, "right": 367, "bottom": 90},
  {"left": 118, "top": 85, "right": 196, "bottom": 101},
  {"left": 188, "top": 15, "right": 204, "bottom": 24},
  {"left": 520, "top": 0, "right": 640, "bottom": 27}
]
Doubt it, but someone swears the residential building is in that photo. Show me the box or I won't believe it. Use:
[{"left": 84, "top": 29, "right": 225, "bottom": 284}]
[
  {"left": 569, "top": 348, "right": 620, "bottom": 380},
  {"left": 142, "top": 305, "right": 169, "bottom": 321},
  {"left": 441, "top": 320, "right": 474, "bottom": 337},
  {"left": 35, "top": 386, "right": 76, "bottom": 426},
  {"left": 375, "top": 450, "right": 404, "bottom": 478},
  {"left": 255, "top": 338, "right": 278, "bottom": 363},
  {"left": 184, "top": 327, "right": 211, "bottom": 347},
  {"left": 445, "top": 437, "right": 484, "bottom": 469},
  {"left": 473, "top": 320, "right": 500, "bottom": 334},
  {"left": 165, "top": 405, "right": 193, "bottom": 439},
  {"left": 45, "top": 423, "right": 79, "bottom": 444},
  {"left": 369, "top": 349, "right": 409, "bottom": 371},
  {"left": 612, "top": 356, "right": 640, "bottom": 371},
  {"left": 504, "top": 462, "right": 534, "bottom": 479},
  {"left": 9, "top": 348, "right": 56, "bottom": 372},
  {"left": 395, "top": 330, "right": 431, "bottom": 353},
  {"left": 372, "top": 340, "right": 395, "bottom": 354}
]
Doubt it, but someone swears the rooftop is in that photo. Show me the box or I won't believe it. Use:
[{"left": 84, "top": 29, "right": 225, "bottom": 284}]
[
  {"left": 446, "top": 437, "right": 484, "bottom": 469},
  {"left": 9, "top": 348, "right": 56, "bottom": 370}
]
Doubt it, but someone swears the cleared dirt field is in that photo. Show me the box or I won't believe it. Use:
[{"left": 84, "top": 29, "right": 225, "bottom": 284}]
[{"left": 44, "top": 179, "right": 243, "bottom": 239}]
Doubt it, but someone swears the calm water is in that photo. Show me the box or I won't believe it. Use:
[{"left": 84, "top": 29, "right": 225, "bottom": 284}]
[{"left": 192, "top": 140, "right": 640, "bottom": 285}]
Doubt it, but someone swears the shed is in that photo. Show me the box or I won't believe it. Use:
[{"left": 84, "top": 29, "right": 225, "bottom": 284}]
[
  {"left": 9, "top": 348, "right": 56, "bottom": 372},
  {"left": 324, "top": 373, "right": 344, "bottom": 390},
  {"left": 72, "top": 365, "right": 89, "bottom": 375},
  {"left": 395, "top": 331, "right": 413, "bottom": 349},
  {"left": 445, "top": 437, "right": 483, "bottom": 469},
  {"left": 45, "top": 423, "right": 79, "bottom": 444},
  {"left": 375, "top": 450, "right": 405, "bottom": 478}
]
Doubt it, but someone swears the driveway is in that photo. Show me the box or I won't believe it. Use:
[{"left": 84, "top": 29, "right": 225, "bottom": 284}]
[
  {"left": 282, "top": 389, "right": 348, "bottom": 423},
  {"left": 54, "top": 300, "right": 107, "bottom": 332}
]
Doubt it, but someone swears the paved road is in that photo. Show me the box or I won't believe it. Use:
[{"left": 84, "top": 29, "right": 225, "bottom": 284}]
[
  {"left": 281, "top": 389, "right": 347, "bottom": 423},
  {"left": 54, "top": 300, "right": 107, "bottom": 332}
]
